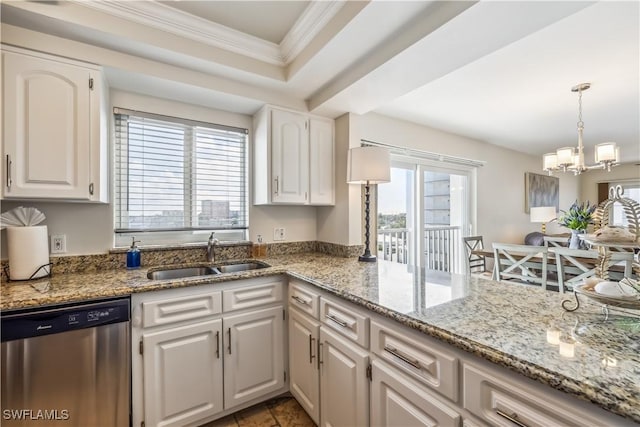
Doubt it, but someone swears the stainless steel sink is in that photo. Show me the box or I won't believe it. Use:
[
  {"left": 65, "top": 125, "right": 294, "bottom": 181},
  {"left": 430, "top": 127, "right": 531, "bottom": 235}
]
[
  {"left": 147, "top": 266, "right": 220, "bottom": 280},
  {"left": 215, "top": 262, "right": 268, "bottom": 273},
  {"left": 147, "top": 261, "right": 270, "bottom": 280}
]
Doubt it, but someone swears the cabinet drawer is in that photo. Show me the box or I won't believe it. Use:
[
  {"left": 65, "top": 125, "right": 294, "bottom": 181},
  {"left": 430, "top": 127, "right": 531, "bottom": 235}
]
[
  {"left": 371, "top": 320, "right": 458, "bottom": 402},
  {"left": 463, "top": 363, "right": 606, "bottom": 427},
  {"left": 142, "top": 291, "right": 222, "bottom": 328},
  {"left": 371, "top": 359, "right": 461, "bottom": 427},
  {"left": 288, "top": 280, "right": 320, "bottom": 318},
  {"left": 320, "top": 296, "right": 369, "bottom": 348},
  {"left": 223, "top": 279, "right": 283, "bottom": 312}
]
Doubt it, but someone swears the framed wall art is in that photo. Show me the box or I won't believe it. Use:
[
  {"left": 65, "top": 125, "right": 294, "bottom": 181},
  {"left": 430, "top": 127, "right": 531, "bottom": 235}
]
[{"left": 524, "top": 172, "right": 559, "bottom": 213}]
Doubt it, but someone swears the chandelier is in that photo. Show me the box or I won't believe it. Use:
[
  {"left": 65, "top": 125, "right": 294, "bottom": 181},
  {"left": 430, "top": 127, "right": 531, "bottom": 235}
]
[{"left": 543, "top": 83, "right": 619, "bottom": 175}]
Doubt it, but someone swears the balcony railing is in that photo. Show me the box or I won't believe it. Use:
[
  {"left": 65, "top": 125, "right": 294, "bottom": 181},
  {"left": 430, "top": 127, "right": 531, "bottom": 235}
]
[
  {"left": 378, "top": 228, "right": 409, "bottom": 264},
  {"left": 377, "top": 225, "right": 463, "bottom": 273}
]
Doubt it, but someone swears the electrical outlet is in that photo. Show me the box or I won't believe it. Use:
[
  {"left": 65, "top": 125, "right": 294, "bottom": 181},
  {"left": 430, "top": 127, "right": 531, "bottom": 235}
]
[
  {"left": 273, "top": 227, "right": 285, "bottom": 241},
  {"left": 51, "top": 234, "right": 67, "bottom": 254}
]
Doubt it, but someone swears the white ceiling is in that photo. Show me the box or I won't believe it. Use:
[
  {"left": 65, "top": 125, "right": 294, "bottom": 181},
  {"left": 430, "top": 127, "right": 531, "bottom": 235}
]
[{"left": 1, "top": 0, "right": 638, "bottom": 163}]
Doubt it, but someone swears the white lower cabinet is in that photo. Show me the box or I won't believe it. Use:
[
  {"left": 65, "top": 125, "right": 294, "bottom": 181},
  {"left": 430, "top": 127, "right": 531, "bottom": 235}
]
[
  {"left": 288, "top": 307, "right": 320, "bottom": 424},
  {"left": 223, "top": 306, "right": 285, "bottom": 409},
  {"left": 371, "top": 359, "right": 461, "bottom": 427},
  {"left": 142, "top": 319, "right": 223, "bottom": 427},
  {"left": 319, "top": 327, "right": 370, "bottom": 427},
  {"left": 133, "top": 277, "right": 287, "bottom": 427}
]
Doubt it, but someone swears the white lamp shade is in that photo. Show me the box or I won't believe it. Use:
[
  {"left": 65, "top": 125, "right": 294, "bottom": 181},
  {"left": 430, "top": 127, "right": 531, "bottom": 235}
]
[
  {"left": 595, "top": 142, "right": 617, "bottom": 162},
  {"left": 556, "top": 147, "right": 575, "bottom": 166},
  {"left": 347, "top": 146, "right": 391, "bottom": 184},
  {"left": 543, "top": 153, "right": 558, "bottom": 170},
  {"left": 530, "top": 206, "right": 556, "bottom": 223}
]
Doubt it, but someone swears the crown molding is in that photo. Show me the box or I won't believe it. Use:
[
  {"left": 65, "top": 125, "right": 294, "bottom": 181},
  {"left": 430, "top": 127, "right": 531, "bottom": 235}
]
[
  {"left": 72, "top": 0, "right": 346, "bottom": 69},
  {"left": 72, "top": 0, "right": 284, "bottom": 65},
  {"left": 280, "top": 1, "right": 346, "bottom": 65}
]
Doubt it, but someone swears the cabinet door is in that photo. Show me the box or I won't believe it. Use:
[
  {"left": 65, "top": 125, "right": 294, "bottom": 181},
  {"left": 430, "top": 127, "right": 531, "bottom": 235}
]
[
  {"left": 289, "top": 308, "right": 320, "bottom": 424},
  {"left": 3, "top": 51, "right": 92, "bottom": 200},
  {"left": 319, "top": 327, "right": 369, "bottom": 427},
  {"left": 270, "top": 109, "right": 309, "bottom": 204},
  {"left": 142, "top": 319, "right": 223, "bottom": 427},
  {"left": 371, "top": 359, "right": 461, "bottom": 427},
  {"left": 308, "top": 118, "right": 334, "bottom": 205},
  {"left": 224, "top": 306, "right": 285, "bottom": 409}
]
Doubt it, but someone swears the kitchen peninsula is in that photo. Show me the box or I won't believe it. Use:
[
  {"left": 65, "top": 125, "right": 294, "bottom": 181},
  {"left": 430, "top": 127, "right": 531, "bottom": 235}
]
[{"left": 1, "top": 251, "right": 638, "bottom": 425}]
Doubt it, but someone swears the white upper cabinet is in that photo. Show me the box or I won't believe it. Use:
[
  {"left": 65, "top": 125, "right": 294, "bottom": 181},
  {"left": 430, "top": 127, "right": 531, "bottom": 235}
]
[
  {"left": 2, "top": 46, "right": 108, "bottom": 202},
  {"left": 253, "top": 105, "right": 334, "bottom": 206}
]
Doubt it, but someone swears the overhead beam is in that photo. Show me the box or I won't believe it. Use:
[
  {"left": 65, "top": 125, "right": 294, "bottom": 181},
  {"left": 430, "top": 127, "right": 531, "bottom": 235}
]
[{"left": 308, "top": 1, "right": 595, "bottom": 117}]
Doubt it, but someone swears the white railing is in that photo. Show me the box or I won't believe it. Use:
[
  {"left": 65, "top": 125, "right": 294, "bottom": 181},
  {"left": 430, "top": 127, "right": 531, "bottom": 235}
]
[
  {"left": 378, "top": 228, "right": 409, "bottom": 264},
  {"left": 377, "top": 225, "right": 463, "bottom": 272},
  {"left": 424, "top": 225, "right": 462, "bottom": 273}
]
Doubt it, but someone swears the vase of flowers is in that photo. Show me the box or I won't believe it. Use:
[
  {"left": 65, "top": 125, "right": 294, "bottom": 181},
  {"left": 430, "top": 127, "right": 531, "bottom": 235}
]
[{"left": 558, "top": 201, "right": 596, "bottom": 249}]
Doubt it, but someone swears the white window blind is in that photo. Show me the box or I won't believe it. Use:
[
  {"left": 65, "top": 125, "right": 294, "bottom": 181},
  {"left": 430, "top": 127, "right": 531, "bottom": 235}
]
[{"left": 114, "top": 108, "right": 248, "bottom": 237}]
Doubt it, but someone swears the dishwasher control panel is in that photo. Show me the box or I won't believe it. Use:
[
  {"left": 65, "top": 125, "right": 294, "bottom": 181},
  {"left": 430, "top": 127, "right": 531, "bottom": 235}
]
[{"left": 1, "top": 298, "right": 130, "bottom": 342}]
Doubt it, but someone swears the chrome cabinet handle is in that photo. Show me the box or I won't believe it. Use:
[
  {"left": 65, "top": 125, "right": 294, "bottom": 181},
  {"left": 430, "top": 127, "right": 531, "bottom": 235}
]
[
  {"left": 89, "top": 182, "right": 94, "bottom": 195},
  {"left": 274, "top": 176, "right": 279, "bottom": 195},
  {"left": 291, "top": 295, "right": 308, "bottom": 305},
  {"left": 227, "top": 328, "right": 232, "bottom": 354},
  {"left": 6, "top": 155, "right": 11, "bottom": 189},
  {"left": 309, "top": 335, "right": 315, "bottom": 364},
  {"left": 325, "top": 314, "right": 349, "bottom": 328},
  {"left": 495, "top": 410, "right": 529, "bottom": 427},
  {"left": 383, "top": 345, "right": 421, "bottom": 370},
  {"left": 318, "top": 342, "right": 323, "bottom": 368},
  {"left": 216, "top": 331, "right": 220, "bottom": 359}
]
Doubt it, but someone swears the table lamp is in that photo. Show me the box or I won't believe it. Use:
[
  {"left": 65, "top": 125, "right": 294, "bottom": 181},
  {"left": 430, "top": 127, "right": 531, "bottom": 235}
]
[
  {"left": 530, "top": 206, "right": 556, "bottom": 234},
  {"left": 347, "top": 146, "right": 391, "bottom": 262}
]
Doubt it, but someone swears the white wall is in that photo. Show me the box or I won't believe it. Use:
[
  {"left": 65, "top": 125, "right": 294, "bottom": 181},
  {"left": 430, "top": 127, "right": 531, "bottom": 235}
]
[{"left": 352, "top": 113, "right": 580, "bottom": 247}]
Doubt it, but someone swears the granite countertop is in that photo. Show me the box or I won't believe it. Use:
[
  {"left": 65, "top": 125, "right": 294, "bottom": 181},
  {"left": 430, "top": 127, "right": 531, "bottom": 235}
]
[{"left": 1, "top": 252, "right": 639, "bottom": 422}]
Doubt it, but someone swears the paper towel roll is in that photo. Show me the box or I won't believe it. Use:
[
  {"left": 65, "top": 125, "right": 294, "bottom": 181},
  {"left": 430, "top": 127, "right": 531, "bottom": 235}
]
[{"left": 7, "top": 225, "right": 50, "bottom": 280}]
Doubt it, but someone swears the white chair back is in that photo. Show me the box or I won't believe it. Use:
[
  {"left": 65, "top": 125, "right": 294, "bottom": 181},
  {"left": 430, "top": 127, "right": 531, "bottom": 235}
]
[
  {"left": 554, "top": 247, "right": 634, "bottom": 292},
  {"left": 492, "top": 243, "right": 548, "bottom": 289},
  {"left": 543, "top": 236, "right": 569, "bottom": 248}
]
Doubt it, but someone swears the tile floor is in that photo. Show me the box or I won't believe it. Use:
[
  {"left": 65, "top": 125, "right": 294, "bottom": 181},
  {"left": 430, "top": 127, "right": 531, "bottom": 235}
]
[{"left": 201, "top": 395, "right": 315, "bottom": 427}]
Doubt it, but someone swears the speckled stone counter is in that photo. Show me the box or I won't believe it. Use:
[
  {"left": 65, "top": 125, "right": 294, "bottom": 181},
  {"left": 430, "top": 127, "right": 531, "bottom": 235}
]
[{"left": 1, "top": 252, "right": 639, "bottom": 423}]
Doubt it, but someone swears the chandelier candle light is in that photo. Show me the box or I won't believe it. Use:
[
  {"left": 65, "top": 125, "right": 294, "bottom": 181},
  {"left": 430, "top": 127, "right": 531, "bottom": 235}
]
[
  {"left": 543, "top": 83, "right": 619, "bottom": 175},
  {"left": 347, "top": 146, "right": 391, "bottom": 262}
]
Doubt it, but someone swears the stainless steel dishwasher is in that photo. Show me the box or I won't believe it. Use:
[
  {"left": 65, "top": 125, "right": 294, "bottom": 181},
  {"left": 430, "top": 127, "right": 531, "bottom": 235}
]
[{"left": 1, "top": 297, "right": 130, "bottom": 427}]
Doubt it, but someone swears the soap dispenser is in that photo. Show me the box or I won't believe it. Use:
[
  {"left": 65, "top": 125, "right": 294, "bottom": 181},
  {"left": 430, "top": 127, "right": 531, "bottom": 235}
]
[
  {"left": 252, "top": 234, "right": 266, "bottom": 258},
  {"left": 126, "top": 237, "right": 141, "bottom": 269}
]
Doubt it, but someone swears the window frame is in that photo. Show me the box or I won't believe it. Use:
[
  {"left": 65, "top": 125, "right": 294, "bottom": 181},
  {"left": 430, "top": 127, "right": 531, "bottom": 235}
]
[{"left": 112, "top": 107, "right": 249, "bottom": 247}]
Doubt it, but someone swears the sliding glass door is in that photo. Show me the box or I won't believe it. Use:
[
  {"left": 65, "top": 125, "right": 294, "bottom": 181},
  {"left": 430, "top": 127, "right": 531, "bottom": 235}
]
[{"left": 378, "top": 158, "right": 474, "bottom": 274}]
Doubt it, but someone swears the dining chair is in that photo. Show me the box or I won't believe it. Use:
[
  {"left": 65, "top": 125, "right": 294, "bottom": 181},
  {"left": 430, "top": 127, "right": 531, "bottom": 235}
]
[
  {"left": 492, "top": 243, "right": 548, "bottom": 289},
  {"left": 463, "top": 236, "right": 489, "bottom": 275},
  {"left": 543, "top": 235, "right": 569, "bottom": 248},
  {"left": 554, "top": 247, "right": 634, "bottom": 293}
]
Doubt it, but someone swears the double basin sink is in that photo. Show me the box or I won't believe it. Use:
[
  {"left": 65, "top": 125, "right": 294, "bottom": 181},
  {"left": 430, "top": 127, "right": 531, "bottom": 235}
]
[{"left": 147, "top": 261, "right": 270, "bottom": 281}]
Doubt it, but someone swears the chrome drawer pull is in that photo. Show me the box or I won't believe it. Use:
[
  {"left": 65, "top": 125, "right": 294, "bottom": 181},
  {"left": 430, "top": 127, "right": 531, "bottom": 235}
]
[
  {"left": 383, "top": 345, "right": 421, "bottom": 370},
  {"left": 325, "top": 314, "right": 349, "bottom": 328},
  {"left": 291, "top": 295, "right": 308, "bottom": 305},
  {"left": 227, "top": 328, "right": 232, "bottom": 354},
  {"left": 496, "top": 410, "right": 529, "bottom": 427}
]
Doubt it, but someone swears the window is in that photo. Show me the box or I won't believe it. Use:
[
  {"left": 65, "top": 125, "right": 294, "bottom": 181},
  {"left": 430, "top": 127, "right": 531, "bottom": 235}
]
[{"left": 114, "top": 108, "right": 248, "bottom": 246}]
